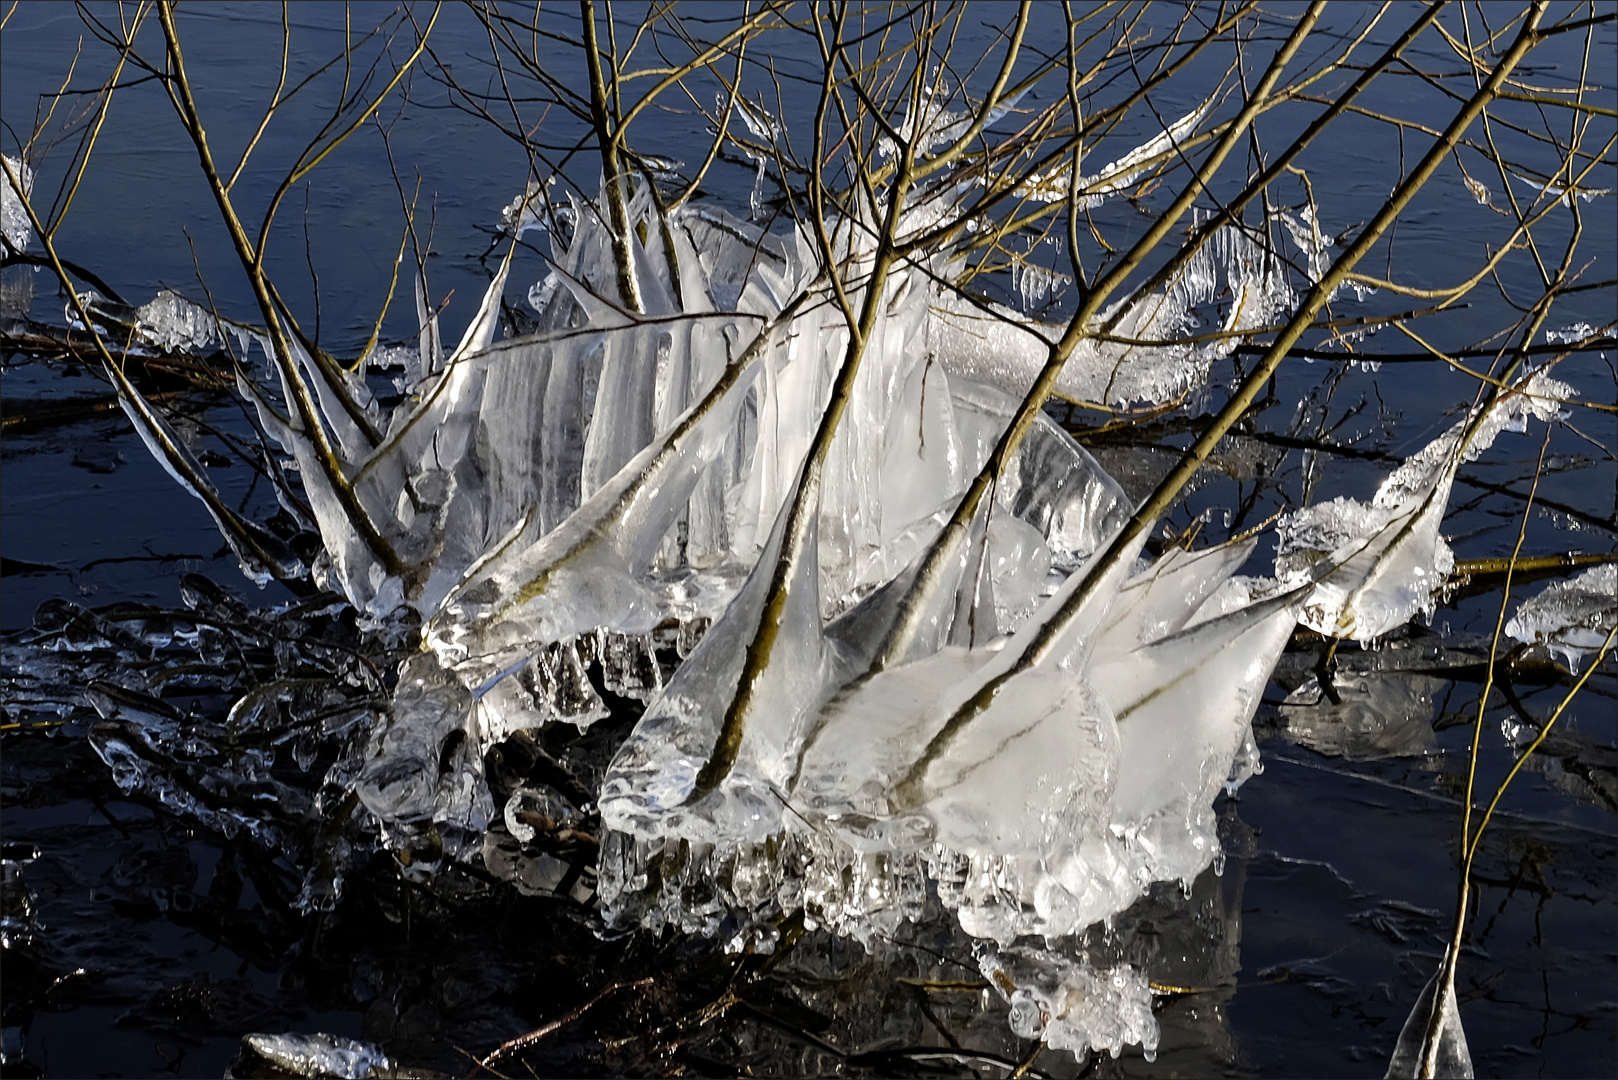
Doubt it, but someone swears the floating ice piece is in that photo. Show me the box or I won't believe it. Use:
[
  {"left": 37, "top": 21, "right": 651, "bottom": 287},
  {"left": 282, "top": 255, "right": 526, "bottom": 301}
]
[
  {"left": 980, "top": 946, "right": 1159, "bottom": 1061},
  {"left": 1505, "top": 563, "right": 1617, "bottom": 669},
  {"left": 1544, "top": 321, "right": 1598, "bottom": 346},
  {"left": 234, "top": 1032, "right": 390, "bottom": 1080}
]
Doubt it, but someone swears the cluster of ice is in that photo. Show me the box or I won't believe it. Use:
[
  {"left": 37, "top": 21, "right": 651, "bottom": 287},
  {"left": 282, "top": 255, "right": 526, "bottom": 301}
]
[
  {"left": 103, "top": 103, "right": 1566, "bottom": 1063},
  {"left": 134, "top": 289, "right": 224, "bottom": 353},
  {"left": 229, "top": 1032, "right": 390, "bottom": 1080},
  {"left": 1505, "top": 563, "right": 1617, "bottom": 669}
]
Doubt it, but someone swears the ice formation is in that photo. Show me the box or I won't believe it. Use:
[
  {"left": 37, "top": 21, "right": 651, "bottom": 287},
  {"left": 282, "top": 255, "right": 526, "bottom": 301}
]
[
  {"left": 134, "top": 289, "right": 225, "bottom": 353},
  {"left": 1, "top": 155, "right": 36, "bottom": 320},
  {"left": 99, "top": 103, "right": 1567, "bottom": 1062},
  {"left": 1275, "top": 372, "right": 1575, "bottom": 640},
  {"left": 1387, "top": 967, "right": 1474, "bottom": 1080},
  {"left": 931, "top": 219, "right": 1298, "bottom": 408},
  {"left": 981, "top": 946, "right": 1159, "bottom": 1062},
  {"left": 1505, "top": 562, "right": 1617, "bottom": 668}
]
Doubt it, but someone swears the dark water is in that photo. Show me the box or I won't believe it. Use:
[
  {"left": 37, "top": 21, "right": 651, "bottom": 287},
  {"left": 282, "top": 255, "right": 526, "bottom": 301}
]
[{"left": 3, "top": 4, "right": 1615, "bottom": 1077}]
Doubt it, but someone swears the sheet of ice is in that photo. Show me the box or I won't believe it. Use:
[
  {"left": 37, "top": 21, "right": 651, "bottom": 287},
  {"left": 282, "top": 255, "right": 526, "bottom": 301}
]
[
  {"left": 1505, "top": 563, "right": 1617, "bottom": 668},
  {"left": 1092, "top": 539, "right": 1258, "bottom": 662}
]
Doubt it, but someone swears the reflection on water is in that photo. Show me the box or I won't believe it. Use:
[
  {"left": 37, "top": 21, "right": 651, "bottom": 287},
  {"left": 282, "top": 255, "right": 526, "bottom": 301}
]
[{"left": 1273, "top": 637, "right": 1450, "bottom": 761}]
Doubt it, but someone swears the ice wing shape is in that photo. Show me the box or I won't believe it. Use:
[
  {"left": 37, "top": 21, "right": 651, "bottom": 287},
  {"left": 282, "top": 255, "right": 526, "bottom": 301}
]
[
  {"left": 427, "top": 316, "right": 782, "bottom": 682},
  {"left": 1282, "top": 480, "right": 1456, "bottom": 640},
  {"left": 1081, "top": 102, "right": 1216, "bottom": 202},
  {"left": 1098, "top": 587, "right": 1307, "bottom": 886},
  {"left": 1279, "top": 371, "right": 1575, "bottom": 640},
  {"left": 110, "top": 367, "right": 304, "bottom": 586},
  {"left": 931, "top": 222, "right": 1295, "bottom": 408},
  {"left": 792, "top": 533, "right": 1142, "bottom": 831},
  {"left": 597, "top": 462, "right": 830, "bottom": 845},
  {"left": 1092, "top": 537, "right": 1259, "bottom": 662}
]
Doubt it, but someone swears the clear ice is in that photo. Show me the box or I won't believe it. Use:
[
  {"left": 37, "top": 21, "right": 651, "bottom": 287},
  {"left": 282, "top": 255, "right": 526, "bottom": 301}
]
[
  {"left": 1, "top": 154, "right": 33, "bottom": 251},
  {"left": 98, "top": 102, "right": 1552, "bottom": 1063}
]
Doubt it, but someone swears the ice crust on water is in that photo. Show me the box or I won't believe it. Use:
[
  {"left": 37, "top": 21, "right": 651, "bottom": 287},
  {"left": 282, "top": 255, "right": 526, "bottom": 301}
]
[
  {"left": 1505, "top": 563, "right": 1617, "bottom": 668},
  {"left": 1280, "top": 666, "right": 1444, "bottom": 761}
]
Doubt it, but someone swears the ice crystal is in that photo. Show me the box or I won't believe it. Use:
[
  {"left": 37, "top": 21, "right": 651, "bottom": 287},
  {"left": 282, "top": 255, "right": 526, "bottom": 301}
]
[{"left": 135, "top": 290, "right": 224, "bottom": 353}]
